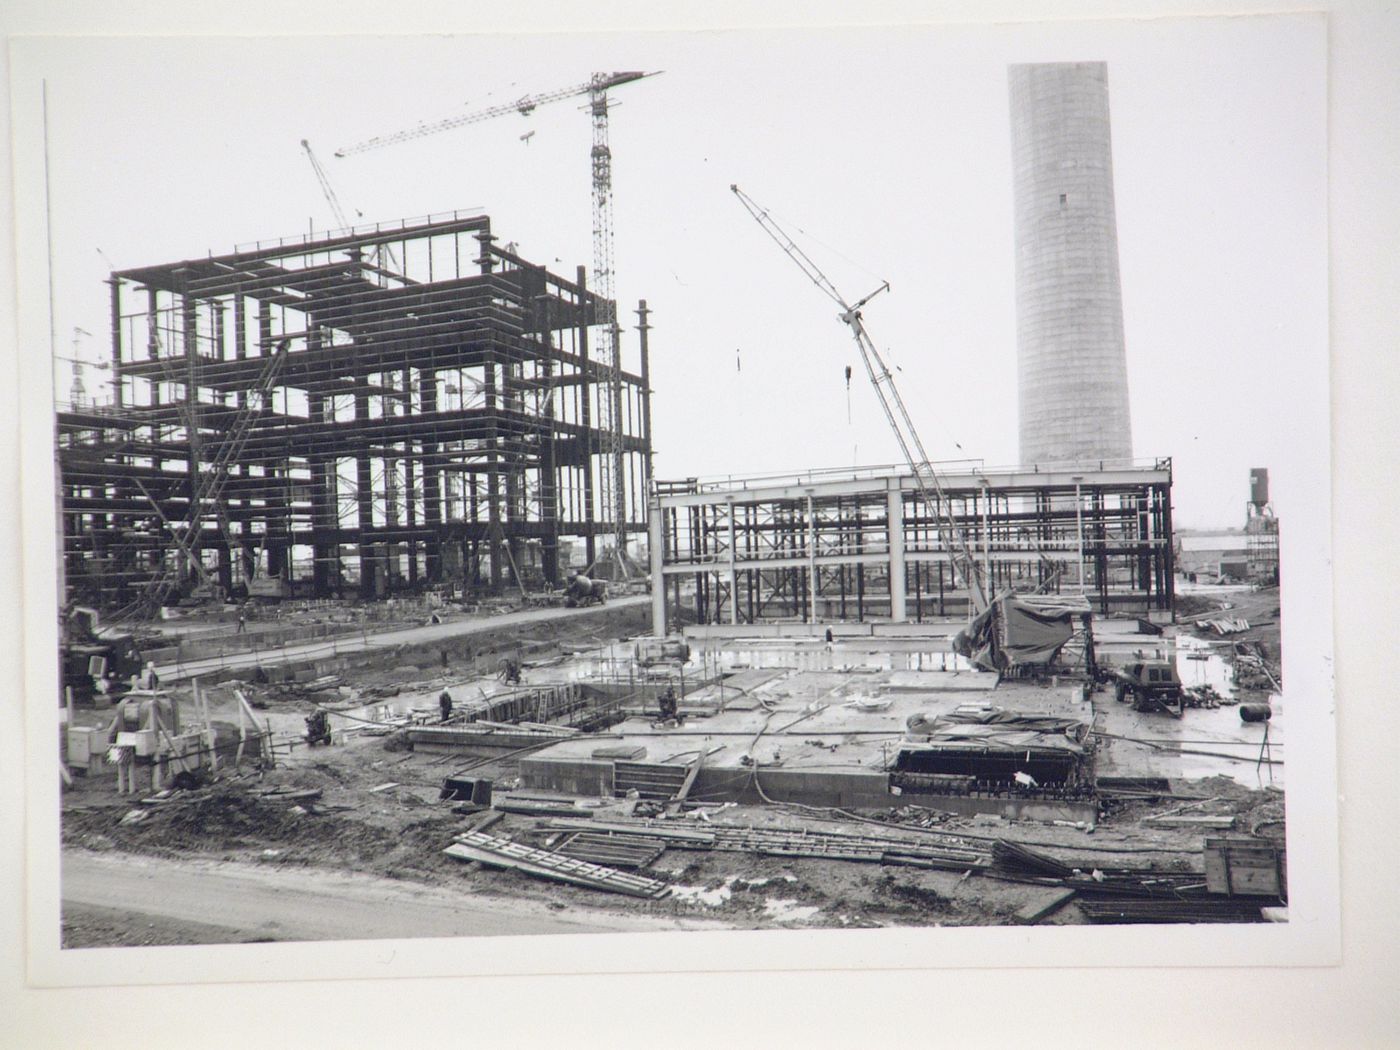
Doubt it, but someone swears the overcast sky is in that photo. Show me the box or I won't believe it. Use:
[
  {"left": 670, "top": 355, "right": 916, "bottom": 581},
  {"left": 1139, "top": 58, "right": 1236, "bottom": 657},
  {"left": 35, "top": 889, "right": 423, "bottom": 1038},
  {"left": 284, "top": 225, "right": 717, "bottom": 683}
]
[{"left": 18, "top": 15, "right": 1326, "bottom": 529}]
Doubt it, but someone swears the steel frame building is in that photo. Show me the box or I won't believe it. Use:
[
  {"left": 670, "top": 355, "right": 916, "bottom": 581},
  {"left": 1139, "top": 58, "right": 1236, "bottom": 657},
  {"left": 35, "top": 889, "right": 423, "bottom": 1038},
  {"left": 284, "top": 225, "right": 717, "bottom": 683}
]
[
  {"left": 57, "top": 213, "right": 653, "bottom": 610},
  {"left": 648, "top": 461, "right": 1174, "bottom": 634}
]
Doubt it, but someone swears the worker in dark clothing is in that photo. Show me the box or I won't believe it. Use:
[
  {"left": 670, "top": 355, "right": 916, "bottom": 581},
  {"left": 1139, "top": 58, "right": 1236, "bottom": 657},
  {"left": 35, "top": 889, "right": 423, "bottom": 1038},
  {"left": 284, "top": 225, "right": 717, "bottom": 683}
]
[
  {"left": 500, "top": 657, "right": 522, "bottom": 685},
  {"left": 439, "top": 690, "right": 453, "bottom": 723},
  {"left": 236, "top": 610, "right": 247, "bottom": 634},
  {"left": 658, "top": 686, "right": 678, "bottom": 722}
]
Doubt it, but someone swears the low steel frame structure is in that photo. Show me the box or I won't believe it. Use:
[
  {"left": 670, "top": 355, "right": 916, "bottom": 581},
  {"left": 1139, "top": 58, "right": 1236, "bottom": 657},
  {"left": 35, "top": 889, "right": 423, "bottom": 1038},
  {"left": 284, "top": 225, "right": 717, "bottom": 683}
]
[
  {"left": 648, "top": 461, "right": 1174, "bottom": 634},
  {"left": 57, "top": 212, "right": 653, "bottom": 610}
]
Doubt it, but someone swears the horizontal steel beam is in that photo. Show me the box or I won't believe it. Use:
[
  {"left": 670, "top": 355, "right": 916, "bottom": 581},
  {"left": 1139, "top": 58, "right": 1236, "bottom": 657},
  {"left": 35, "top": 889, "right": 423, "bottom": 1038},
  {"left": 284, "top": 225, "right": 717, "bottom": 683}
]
[{"left": 652, "top": 466, "right": 1171, "bottom": 508}]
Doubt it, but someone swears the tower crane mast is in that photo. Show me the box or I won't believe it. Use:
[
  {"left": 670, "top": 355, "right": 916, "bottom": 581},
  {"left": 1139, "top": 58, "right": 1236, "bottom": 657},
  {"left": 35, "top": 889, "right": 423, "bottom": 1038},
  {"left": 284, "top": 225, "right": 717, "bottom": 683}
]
[{"left": 730, "top": 184, "right": 989, "bottom": 615}]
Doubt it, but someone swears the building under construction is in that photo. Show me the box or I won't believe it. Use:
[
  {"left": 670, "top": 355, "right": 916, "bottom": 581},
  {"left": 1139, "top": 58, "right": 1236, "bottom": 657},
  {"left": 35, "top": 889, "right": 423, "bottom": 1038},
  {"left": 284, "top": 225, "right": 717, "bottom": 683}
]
[
  {"left": 56, "top": 213, "right": 654, "bottom": 611},
  {"left": 649, "top": 460, "right": 1175, "bottom": 632}
]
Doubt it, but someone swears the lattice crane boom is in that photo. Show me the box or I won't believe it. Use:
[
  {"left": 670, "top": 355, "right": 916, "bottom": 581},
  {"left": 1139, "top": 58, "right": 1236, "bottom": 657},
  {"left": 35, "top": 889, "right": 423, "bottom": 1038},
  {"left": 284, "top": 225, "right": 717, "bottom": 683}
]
[
  {"left": 301, "top": 139, "right": 354, "bottom": 228},
  {"left": 730, "top": 184, "right": 990, "bottom": 614},
  {"left": 334, "top": 71, "right": 655, "bottom": 158},
  {"left": 301, "top": 138, "right": 402, "bottom": 273}
]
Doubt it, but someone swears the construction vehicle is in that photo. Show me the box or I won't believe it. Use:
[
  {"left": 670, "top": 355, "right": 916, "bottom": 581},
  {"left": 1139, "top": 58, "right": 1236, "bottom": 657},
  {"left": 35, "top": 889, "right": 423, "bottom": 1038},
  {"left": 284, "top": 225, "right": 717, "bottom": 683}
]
[
  {"left": 304, "top": 709, "right": 333, "bottom": 746},
  {"left": 635, "top": 637, "right": 690, "bottom": 667},
  {"left": 1113, "top": 660, "right": 1186, "bottom": 718},
  {"left": 61, "top": 607, "right": 145, "bottom": 705},
  {"left": 564, "top": 573, "right": 608, "bottom": 608}
]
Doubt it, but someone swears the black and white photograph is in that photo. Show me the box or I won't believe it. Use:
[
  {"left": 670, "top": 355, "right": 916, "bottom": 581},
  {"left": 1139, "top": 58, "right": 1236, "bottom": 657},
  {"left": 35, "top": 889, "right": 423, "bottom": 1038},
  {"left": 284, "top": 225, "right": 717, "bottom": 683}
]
[{"left": 9, "top": 5, "right": 1386, "bottom": 1038}]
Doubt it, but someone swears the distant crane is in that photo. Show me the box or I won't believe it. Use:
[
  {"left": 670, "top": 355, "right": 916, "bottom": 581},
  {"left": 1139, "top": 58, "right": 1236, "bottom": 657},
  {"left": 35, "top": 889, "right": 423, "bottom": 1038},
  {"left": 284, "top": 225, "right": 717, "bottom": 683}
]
[
  {"left": 301, "top": 139, "right": 359, "bottom": 228},
  {"left": 336, "top": 71, "right": 660, "bottom": 575},
  {"left": 55, "top": 327, "right": 107, "bottom": 408},
  {"left": 300, "top": 138, "right": 401, "bottom": 274},
  {"left": 730, "top": 184, "right": 989, "bottom": 614}
]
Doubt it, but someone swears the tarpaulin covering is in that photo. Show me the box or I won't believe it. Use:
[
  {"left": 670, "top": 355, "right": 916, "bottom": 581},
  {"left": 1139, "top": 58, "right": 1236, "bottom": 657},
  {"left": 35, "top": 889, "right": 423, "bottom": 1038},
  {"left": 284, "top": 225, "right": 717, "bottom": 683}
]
[
  {"left": 904, "top": 709, "right": 1090, "bottom": 752},
  {"left": 896, "top": 708, "right": 1091, "bottom": 781},
  {"left": 953, "top": 593, "right": 1092, "bottom": 672}
]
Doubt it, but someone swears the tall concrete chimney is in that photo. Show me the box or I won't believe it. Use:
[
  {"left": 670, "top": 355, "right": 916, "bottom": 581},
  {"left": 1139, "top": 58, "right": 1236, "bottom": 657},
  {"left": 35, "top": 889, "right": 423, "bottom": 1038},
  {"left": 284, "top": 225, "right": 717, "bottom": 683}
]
[{"left": 1009, "top": 61, "right": 1133, "bottom": 468}]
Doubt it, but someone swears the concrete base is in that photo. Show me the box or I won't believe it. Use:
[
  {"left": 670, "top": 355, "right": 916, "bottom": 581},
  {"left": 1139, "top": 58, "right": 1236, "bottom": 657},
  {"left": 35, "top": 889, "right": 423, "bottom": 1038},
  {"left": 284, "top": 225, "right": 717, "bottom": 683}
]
[
  {"left": 518, "top": 753, "right": 1098, "bottom": 823},
  {"left": 517, "top": 660, "right": 1099, "bottom": 820}
]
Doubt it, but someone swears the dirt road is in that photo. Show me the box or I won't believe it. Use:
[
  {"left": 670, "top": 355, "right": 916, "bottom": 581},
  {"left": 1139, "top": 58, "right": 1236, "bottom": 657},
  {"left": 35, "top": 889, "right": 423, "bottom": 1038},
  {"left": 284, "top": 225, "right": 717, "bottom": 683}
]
[
  {"left": 154, "top": 595, "right": 651, "bottom": 684},
  {"left": 62, "top": 848, "right": 709, "bottom": 945}
]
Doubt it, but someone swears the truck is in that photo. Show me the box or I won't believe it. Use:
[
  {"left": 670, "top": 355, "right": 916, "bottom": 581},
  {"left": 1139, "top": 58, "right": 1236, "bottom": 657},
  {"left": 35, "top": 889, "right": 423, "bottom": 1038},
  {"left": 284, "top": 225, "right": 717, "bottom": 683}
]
[
  {"left": 1113, "top": 659, "right": 1186, "bottom": 718},
  {"left": 564, "top": 573, "right": 607, "bottom": 608}
]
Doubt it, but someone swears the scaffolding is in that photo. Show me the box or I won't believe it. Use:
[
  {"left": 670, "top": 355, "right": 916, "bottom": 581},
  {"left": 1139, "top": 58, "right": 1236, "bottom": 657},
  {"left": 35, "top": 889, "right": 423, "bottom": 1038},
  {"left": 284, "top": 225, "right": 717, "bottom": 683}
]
[
  {"left": 648, "top": 461, "right": 1174, "bottom": 632},
  {"left": 1246, "top": 505, "right": 1280, "bottom": 585},
  {"left": 56, "top": 213, "right": 653, "bottom": 611}
]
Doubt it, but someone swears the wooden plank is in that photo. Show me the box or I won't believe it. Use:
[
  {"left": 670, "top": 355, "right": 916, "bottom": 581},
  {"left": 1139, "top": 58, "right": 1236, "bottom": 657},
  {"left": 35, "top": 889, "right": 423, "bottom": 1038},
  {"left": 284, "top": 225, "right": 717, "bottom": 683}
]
[
  {"left": 533, "top": 818, "right": 987, "bottom": 867},
  {"left": 1013, "top": 888, "right": 1078, "bottom": 925},
  {"left": 553, "top": 832, "right": 667, "bottom": 869},
  {"left": 492, "top": 797, "right": 594, "bottom": 817},
  {"left": 445, "top": 831, "right": 671, "bottom": 898},
  {"left": 592, "top": 745, "right": 647, "bottom": 760},
  {"left": 470, "top": 811, "right": 506, "bottom": 834},
  {"left": 672, "top": 753, "right": 706, "bottom": 804},
  {"left": 1144, "top": 815, "right": 1237, "bottom": 829}
]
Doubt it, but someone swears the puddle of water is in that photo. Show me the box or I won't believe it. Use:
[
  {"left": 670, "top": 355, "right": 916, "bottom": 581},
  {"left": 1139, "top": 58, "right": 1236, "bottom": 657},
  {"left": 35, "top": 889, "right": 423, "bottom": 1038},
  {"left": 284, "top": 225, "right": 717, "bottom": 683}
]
[
  {"left": 686, "top": 645, "right": 973, "bottom": 674},
  {"left": 1173, "top": 634, "right": 1237, "bottom": 697},
  {"left": 738, "top": 876, "right": 797, "bottom": 888},
  {"left": 669, "top": 878, "right": 737, "bottom": 907},
  {"left": 762, "top": 898, "right": 821, "bottom": 923},
  {"left": 1107, "top": 632, "right": 1284, "bottom": 789}
]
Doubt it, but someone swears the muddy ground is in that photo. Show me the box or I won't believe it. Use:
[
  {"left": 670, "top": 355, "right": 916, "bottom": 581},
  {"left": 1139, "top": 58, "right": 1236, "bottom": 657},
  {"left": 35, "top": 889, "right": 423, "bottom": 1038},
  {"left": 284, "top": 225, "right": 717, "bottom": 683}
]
[
  {"left": 61, "top": 588, "right": 1285, "bottom": 948},
  {"left": 61, "top": 732, "right": 1283, "bottom": 947}
]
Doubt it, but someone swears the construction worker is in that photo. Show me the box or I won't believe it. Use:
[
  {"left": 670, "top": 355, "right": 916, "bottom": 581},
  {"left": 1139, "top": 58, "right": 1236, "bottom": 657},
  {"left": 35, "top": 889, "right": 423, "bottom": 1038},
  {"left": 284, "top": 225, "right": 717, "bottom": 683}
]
[
  {"left": 236, "top": 609, "right": 247, "bottom": 634},
  {"left": 143, "top": 662, "right": 159, "bottom": 690},
  {"left": 658, "top": 686, "right": 678, "bottom": 722},
  {"left": 439, "top": 690, "right": 453, "bottom": 723}
]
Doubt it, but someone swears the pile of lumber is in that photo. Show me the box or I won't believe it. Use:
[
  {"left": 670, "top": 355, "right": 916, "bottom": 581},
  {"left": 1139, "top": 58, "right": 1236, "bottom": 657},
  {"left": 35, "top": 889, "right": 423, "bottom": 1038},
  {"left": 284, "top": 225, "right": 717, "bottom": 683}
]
[
  {"left": 1079, "top": 899, "right": 1267, "bottom": 924},
  {"left": 535, "top": 817, "right": 989, "bottom": 871},
  {"left": 444, "top": 830, "right": 670, "bottom": 899},
  {"left": 547, "top": 831, "right": 667, "bottom": 869}
]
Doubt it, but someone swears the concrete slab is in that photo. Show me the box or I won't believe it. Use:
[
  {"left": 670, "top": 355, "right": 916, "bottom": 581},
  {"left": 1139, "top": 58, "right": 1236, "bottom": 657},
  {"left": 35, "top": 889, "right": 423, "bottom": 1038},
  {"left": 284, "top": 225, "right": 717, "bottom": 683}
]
[
  {"left": 520, "top": 665, "right": 1096, "bottom": 812},
  {"left": 884, "top": 670, "right": 999, "bottom": 693}
]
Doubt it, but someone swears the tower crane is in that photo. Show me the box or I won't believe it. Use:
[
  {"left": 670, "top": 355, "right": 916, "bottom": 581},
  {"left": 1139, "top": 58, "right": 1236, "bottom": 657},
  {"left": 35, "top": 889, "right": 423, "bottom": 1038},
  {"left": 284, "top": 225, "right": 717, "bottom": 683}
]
[
  {"left": 730, "top": 184, "right": 990, "bottom": 615},
  {"left": 335, "top": 71, "right": 660, "bottom": 576},
  {"left": 56, "top": 326, "right": 106, "bottom": 408}
]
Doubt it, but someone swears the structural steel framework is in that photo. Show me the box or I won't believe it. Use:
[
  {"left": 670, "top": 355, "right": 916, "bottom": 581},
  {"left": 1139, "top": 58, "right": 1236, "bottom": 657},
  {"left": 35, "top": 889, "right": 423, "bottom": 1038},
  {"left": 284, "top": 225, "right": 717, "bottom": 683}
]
[
  {"left": 648, "top": 461, "right": 1174, "bottom": 633},
  {"left": 57, "top": 213, "right": 653, "bottom": 610}
]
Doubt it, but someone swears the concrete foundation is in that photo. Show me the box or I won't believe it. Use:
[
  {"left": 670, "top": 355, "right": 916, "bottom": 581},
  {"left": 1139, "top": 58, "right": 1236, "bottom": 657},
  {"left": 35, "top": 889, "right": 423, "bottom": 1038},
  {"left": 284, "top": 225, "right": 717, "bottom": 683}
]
[{"left": 516, "top": 621, "right": 1276, "bottom": 816}]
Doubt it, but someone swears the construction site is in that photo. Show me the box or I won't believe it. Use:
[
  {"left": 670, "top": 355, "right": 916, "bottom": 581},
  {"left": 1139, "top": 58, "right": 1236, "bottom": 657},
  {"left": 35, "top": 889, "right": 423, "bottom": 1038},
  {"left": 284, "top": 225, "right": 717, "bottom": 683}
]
[{"left": 54, "top": 62, "right": 1288, "bottom": 947}]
